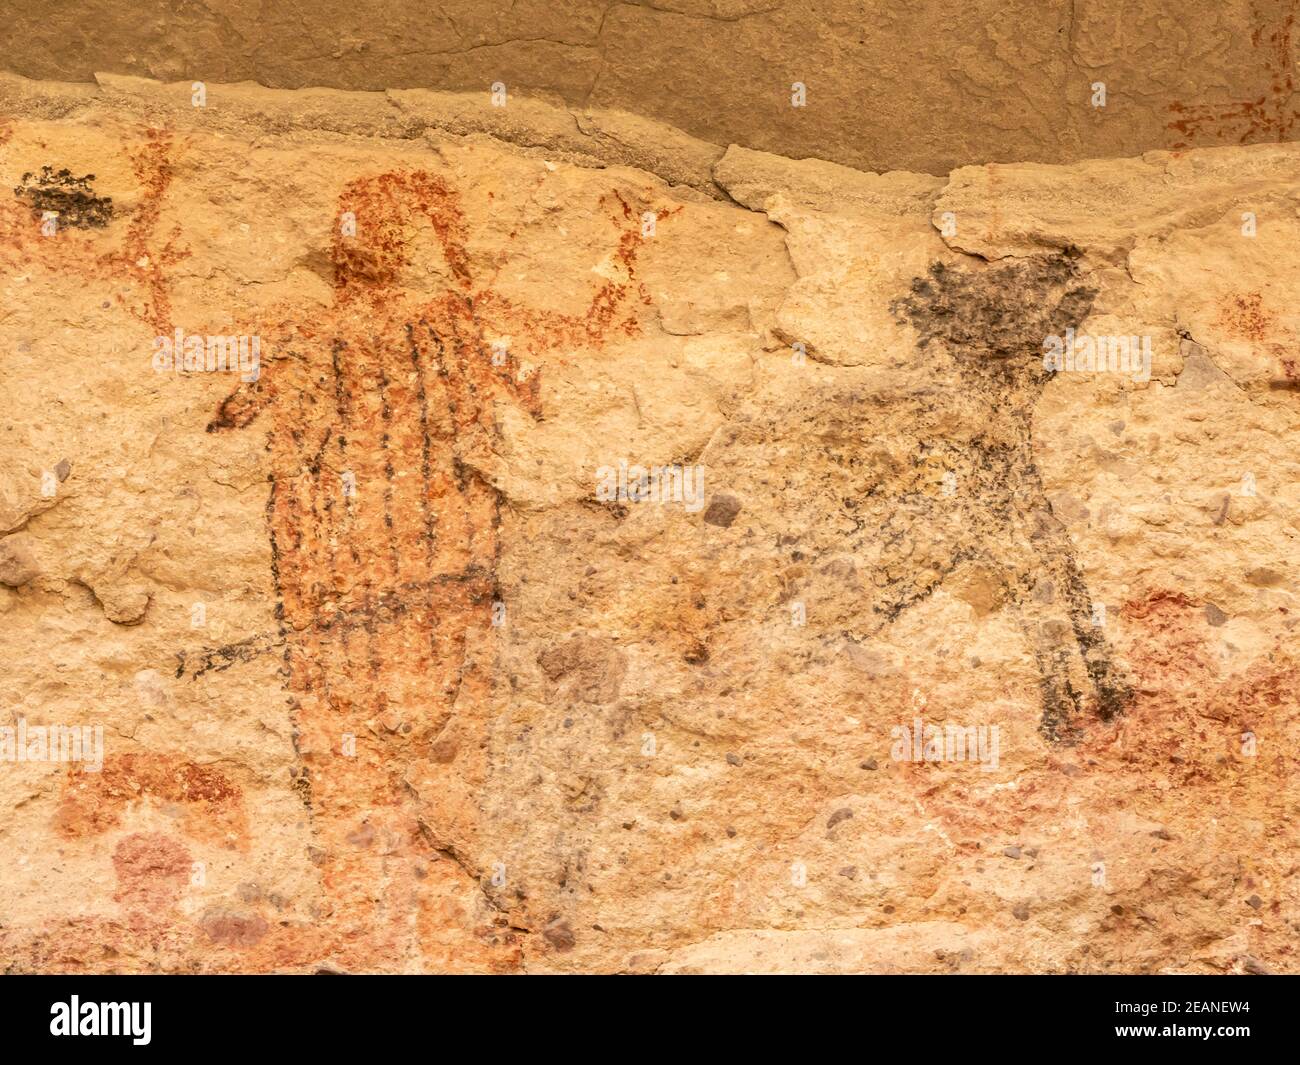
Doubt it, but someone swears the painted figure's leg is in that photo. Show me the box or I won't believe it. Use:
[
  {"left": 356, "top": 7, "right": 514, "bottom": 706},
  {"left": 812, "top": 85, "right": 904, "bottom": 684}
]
[{"left": 1005, "top": 475, "right": 1132, "bottom": 741}]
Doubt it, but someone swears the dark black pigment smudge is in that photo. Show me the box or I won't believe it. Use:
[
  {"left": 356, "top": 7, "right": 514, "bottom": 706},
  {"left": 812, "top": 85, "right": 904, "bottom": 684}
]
[{"left": 14, "top": 166, "right": 114, "bottom": 229}]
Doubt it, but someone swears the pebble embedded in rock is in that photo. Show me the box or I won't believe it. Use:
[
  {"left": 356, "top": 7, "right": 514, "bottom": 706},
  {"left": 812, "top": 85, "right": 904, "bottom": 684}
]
[
  {"left": 0, "top": 535, "right": 39, "bottom": 587},
  {"left": 702, "top": 494, "right": 742, "bottom": 528},
  {"left": 543, "top": 918, "right": 576, "bottom": 952}
]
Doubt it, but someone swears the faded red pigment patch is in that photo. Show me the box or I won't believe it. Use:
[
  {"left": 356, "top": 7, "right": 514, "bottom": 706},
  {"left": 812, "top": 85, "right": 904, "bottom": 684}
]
[
  {"left": 1216, "top": 292, "right": 1279, "bottom": 342},
  {"left": 57, "top": 753, "right": 248, "bottom": 848},
  {"left": 888, "top": 588, "right": 1296, "bottom": 851},
  {"left": 0, "top": 830, "right": 292, "bottom": 971},
  {"left": 112, "top": 831, "right": 193, "bottom": 910},
  {"left": 199, "top": 909, "right": 269, "bottom": 948},
  {"left": 925, "top": 592, "right": 1297, "bottom": 973},
  {"left": 1077, "top": 593, "right": 1299, "bottom": 971},
  {"left": 1166, "top": 1, "right": 1297, "bottom": 147},
  {"left": 1118, "top": 590, "right": 1220, "bottom": 694},
  {"left": 1103, "top": 590, "right": 1298, "bottom": 771},
  {"left": 1213, "top": 292, "right": 1300, "bottom": 380}
]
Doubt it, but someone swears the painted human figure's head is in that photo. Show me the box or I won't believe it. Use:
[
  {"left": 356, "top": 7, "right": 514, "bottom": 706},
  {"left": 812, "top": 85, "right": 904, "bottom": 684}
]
[{"left": 331, "top": 171, "right": 473, "bottom": 302}]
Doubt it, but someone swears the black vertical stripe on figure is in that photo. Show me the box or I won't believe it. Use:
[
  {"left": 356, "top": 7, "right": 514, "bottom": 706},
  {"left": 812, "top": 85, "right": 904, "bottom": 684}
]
[
  {"left": 406, "top": 322, "right": 439, "bottom": 559},
  {"left": 266, "top": 473, "right": 286, "bottom": 628},
  {"left": 427, "top": 321, "right": 451, "bottom": 384},
  {"left": 268, "top": 418, "right": 313, "bottom": 808},
  {"left": 407, "top": 321, "right": 443, "bottom": 677},
  {"left": 423, "top": 313, "right": 483, "bottom": 718},
  {"left": 451, "top": 309, "right": 500, "bottom": 714},
  {"left": 264, "top": 470, "right": 301, "bottom": 758},
  {"left": 360, "top": 341, "right": 390, "bottom": 717},
  {"left": 327, "top": 337, "right": 356, "bottom": 712},
  {"left": 376, "top": 360, "right": 401, "bottom": 576},
  {"left": 305, "top": 459, "right": 338, "bottom": 713}
]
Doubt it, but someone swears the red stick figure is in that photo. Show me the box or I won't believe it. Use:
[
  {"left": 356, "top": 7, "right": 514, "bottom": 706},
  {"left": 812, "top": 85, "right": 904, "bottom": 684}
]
[{"left": 207, "top": 169, "right": 656, "bottom": 969}]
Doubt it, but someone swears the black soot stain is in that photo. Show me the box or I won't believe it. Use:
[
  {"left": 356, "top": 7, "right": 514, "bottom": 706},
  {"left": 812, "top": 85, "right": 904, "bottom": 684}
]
[{"left": 14, "top": 166, "right": 114, "bottom": 229}]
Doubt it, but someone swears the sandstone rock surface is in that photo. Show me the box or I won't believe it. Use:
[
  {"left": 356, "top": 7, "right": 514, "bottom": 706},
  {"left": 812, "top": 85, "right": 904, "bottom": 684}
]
[
  {"left": 2, "top": 1, "right": 1298, "bottom": 173},
  {"left": 0, "top": 75, "right": 1296, "bottom": 974}
]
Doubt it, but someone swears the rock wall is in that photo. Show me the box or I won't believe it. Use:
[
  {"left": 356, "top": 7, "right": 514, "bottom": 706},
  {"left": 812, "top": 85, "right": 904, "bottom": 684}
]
[
  {"left": 0, "top": 74, "right": 1297, "bottom": 973},
  {"left": 1, "top": 0, "right": 1298, "bottom": 173}
]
